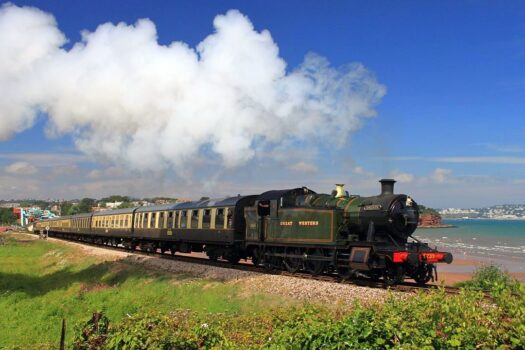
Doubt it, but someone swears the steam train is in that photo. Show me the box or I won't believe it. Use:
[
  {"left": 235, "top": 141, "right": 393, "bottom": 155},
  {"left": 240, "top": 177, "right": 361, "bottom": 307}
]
[{"left": 34, "top": 179, "right": 452, "bottom": 285}]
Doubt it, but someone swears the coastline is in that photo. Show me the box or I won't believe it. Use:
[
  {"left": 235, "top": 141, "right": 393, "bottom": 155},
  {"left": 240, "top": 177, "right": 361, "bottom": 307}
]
[{"left": 418, "top": 224, "right": 455, "bottom": 229}]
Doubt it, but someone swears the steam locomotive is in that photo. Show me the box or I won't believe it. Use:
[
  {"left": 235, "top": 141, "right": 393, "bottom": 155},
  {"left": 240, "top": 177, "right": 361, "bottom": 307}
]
[{"left": 34, "top": 179, "right": 452, "bottom": 285}]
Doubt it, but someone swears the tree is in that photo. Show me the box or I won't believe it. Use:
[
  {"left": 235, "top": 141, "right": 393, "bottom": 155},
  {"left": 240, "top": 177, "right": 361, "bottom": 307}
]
[
  {"left": 419, "top": 205, "right": 440, "bottom": 216},
  {"left": 118, "top": 202, "right": 134, "bottom": 209},
  {"left": 77, "top": 198, "right": 96, "bottom": 213},
  {"left": 67, "top": 205, "right": 81, "bottom": 215},
  {"left": 60, "top": 203, "right": 73, "bottom": 216},
  {"left": 0, "top": 208, "right": 16, "bottom": 225}
]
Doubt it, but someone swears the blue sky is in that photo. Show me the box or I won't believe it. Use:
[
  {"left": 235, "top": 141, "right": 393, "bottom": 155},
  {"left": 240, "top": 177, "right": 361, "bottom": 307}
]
[{"left": 0, "top": 1, "right": 524, "bottom": 208}]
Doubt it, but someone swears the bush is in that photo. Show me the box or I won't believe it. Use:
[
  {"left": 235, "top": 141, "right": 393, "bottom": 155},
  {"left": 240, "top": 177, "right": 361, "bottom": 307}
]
[
  {"left": 457, "top": 264, "right": 522, "bottom": 294},
  {"left": 268, "top": 285, "right": 525, "bottom": 349}
]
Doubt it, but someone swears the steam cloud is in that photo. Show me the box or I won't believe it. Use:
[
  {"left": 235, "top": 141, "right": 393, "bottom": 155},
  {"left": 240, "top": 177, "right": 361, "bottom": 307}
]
[{"left": 0, "top": 3, "right": 386, "bottom": 173}]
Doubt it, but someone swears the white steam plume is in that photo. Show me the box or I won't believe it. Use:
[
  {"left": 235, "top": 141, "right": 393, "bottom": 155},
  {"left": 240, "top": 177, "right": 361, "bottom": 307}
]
[{"left": 0, "top": 3, "right": 386, "bottom": 173}]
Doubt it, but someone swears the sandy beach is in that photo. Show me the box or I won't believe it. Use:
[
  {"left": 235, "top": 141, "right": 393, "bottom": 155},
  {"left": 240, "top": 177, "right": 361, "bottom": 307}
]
[{"left": 432, "top": 257, "right": 525, "bottom": 285}]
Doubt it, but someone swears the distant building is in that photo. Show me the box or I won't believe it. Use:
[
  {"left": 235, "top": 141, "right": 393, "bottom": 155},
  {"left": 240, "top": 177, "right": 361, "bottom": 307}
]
[
  {"left": 92, "top": 206, "right": 108, "bottom": 213},
  {"left": 106, "top": 201, "right": 123, "bottom": 209},
  {"left": 12, "top": 207, "right": 57, "bottom": 226},
  {"left": 0, "top": 202, "right": 20, "bottom": 208}
]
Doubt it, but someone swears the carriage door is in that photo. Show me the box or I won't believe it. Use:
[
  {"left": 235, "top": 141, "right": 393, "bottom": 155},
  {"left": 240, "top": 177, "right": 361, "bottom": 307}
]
[{"left": 257, "top": 200, "right": 270, "bottom": 241}]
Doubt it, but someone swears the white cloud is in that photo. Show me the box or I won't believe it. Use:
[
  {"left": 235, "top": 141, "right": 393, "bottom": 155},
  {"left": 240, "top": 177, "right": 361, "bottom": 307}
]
[
  {"left": 288, "top": 161, "right": 318, "bottom": 173},
  {"left": 0, "top": 152, "right": 87, "bottom": 166},
  {"left": 352, "top": 166, "right": 364, "bottom": 174},
  {"left": 431, "top": 168, "right": 452, "bottom": 184},
  {"left": 387, "top": 156, "right": 525, "bottom": 164},
  {"left": 0, "top": 3, "right": 65, "bottom": 140},
  {"left": 435, "top": 156, "right": 525, "bottom": 164},
  {"left": 87, "top": 169, "right": 102, "bottom": 179},
  {"left": 5, "top": 161, "right": 37, "bottom": 175},
  {"left": 0, "top": 4, "right": 385, "bottom": 176},
  {"left": 389, "top": 169, "right": 414, "bottom": 183},
  {"left": 481, "top": 143, "right": 524, "bottom": 153}
]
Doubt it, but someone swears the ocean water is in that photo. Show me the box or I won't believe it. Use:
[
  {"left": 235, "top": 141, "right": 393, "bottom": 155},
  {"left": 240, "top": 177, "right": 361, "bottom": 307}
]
[{"left": 413, "top": 219, "right": 525, "bottom": 272}]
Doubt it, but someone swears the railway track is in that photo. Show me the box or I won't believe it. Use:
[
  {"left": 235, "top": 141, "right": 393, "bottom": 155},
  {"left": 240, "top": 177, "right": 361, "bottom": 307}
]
[{"left": 23, "top": 231, "right": 479, "bottom": 297}]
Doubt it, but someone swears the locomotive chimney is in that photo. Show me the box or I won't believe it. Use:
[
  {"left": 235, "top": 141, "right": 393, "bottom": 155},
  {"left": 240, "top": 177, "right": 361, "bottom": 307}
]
[
  {"left": 335, "top": 184, "right": 346, "bottom": 198},
  {"left": 380, "top": 179, "right": 396, "bottom": 195}
]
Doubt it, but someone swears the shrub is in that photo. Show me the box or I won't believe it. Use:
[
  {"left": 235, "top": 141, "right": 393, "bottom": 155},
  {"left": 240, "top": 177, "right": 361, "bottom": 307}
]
[{"left": 457, "top": 264, "right": 523, "bottom": 296}]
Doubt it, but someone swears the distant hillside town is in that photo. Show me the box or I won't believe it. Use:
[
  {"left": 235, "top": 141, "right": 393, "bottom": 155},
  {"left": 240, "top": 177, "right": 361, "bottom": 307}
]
[{"left": 439, "top": 204, "right": 525, "bottom": 219}]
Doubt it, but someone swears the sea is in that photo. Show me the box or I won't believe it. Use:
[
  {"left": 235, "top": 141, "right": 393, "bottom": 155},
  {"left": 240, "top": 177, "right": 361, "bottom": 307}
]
[{"left": 413, "top": 219, "right": 525, "bottom": 273}]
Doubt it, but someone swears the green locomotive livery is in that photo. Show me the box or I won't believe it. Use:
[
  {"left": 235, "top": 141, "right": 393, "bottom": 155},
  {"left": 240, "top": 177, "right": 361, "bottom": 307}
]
[{"left": 35, "top": 179, "right": 452, "bottom": 285}]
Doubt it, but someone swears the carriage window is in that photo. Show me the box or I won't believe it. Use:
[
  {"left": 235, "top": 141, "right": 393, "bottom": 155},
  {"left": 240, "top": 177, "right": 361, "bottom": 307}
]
[
  {"left": 124, "top": 216, "right": 128, "bottom": 227},
  {"left": 159, "top": 212, "right": 165, "bottom": 229},
  {"left": 191, "top": 210, "right": 199, "bottom": 228},
  {"left": 142, "top": 213, "right": 148, "bottom": 228},
  {"left": 215, "top": 208, "right": 224, "bottom": 229},
  {"left": 180, "top": 211, "right": 187, "bottom": 228},
  {"left": 168, "top": 211, "right": 173, "bottom": 228},
  {"left": 149, "top": 213, "right": 155, "bottom": 228},
  {"left": 202, "top": 209, "right": 211, "bottom": 229}
]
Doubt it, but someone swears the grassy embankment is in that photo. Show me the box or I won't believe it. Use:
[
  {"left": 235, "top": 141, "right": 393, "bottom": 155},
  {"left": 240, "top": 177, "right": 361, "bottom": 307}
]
[
  {"left": 0, "top": 233, "right": 292, "bottom": 349},
  {"left": 1, "top": 232, "right": 524, "bottom": 349}
]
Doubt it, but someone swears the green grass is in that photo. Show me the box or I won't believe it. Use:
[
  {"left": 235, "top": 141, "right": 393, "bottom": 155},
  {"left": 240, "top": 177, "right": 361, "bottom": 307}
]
[
  {"left": 5, "top": 234, "right": 524, "bottom": 349},
  {"left": 0, "top": 233, "right": 291, "bottom": 349}
]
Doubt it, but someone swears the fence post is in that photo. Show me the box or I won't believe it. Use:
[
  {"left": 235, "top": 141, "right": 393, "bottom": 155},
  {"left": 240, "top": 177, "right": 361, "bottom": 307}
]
[{"left": 59, "top": 318, "right": 66, "bottom": 350}]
